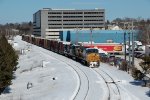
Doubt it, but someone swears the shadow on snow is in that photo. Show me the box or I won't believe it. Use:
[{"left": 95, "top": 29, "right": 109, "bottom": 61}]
[
  {"left": 2, "top": 87, "right": 12, "bottom": 94},
  {"left": 129, "top": 80, "right": 143, "bottom": 86}
]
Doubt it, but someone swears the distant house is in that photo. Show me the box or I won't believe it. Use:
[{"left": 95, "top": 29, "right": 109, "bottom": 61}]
[{"left": 107, "top": 25, "right": 122, "bottom": 30}]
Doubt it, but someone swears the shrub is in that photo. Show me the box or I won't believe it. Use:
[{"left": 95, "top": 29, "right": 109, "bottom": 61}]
[
  {"left": 120, "top": 60, "right": 127, "bottom": 71},
  {"left": 131, "top": 67, "right": 144, "bottom": 80}
]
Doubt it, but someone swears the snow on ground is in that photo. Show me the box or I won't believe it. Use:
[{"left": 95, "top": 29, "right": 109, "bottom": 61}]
[
  {"left": 100, "top": 63, "right": 150, "bottom": 100},
  {"left": 0, "top": 36, "right": 150, "bottom": 100},
  {"left": 0, "top": 36, "right": 79, "bottom": 100}
]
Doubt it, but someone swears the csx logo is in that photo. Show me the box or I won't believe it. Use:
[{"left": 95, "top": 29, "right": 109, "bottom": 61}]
[{"left": 114, "top": 46, "right": 122, "bottom": 51}]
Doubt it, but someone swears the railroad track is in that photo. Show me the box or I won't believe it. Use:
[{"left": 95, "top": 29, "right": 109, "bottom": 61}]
[
  {"left": 38, "top": 47, "right": 90, "bottom": 100},
  {"left": 92, "top": 68, "right": 121, "bottom": 100},
  {"left": 33, "top": 44, "right": 124, "bottom": 100}
]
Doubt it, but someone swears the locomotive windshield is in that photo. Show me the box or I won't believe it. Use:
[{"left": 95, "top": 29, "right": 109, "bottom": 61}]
[{"left": 86, "top": 48, "right": 98, "bottom": 54}]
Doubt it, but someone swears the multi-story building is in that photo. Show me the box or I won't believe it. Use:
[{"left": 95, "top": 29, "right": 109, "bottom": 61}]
[{"left": 33, "top": 8, "right": 105, "bottom": 39}]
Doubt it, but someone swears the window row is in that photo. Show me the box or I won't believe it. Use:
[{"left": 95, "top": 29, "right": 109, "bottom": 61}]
[
  {"left": 48, "top": 16, "right": 104, "bottom": 18},
  {"left": 48, "top": 16, "right": 62, "bottom": 18},
  {"left": 48, "top": 24, "right": 62, "bottom": 25},
  {"left": 63, "top": 20, "right": 83, "bottom": 21},
  {"left": 84, "top": 23, "right": 104, "bottom": 25},
  {"left": 63, "top": 24, "right": 82, "bottom": 25},
  {"left": 84, "top": 20, "right": 104, "bottom": 21},
  {"left": 48, "top": 20, "right": 62, "bottom": 21},
  {"left": 84, "top": 16, "right": 104, "bottom": 18},
  {"left": 48, "top": 26, "right": 103, "bottom": 29},
  {"left": 49, "top": 27, "right": 62, "bottom": 29},
  {"left": 48, "top": 12, "right": 104, "bottom": 14},
  {"left": 84, "top": 12, "right": 104, "bottom": 14},
  {"left": 63, "top": 12, "right": 83, "bottom": 14},
  {"left": 48, "top": 24, "right": 82, "bottom": 25},
  {"left": 48, "top": 12, "right": 62, "bottom": 14},
  {"left": 63, "top": 16, "right": 83, "bottom": 18},
  {"left": 48, "top": 20, "right": 104, "bottom": 21}
]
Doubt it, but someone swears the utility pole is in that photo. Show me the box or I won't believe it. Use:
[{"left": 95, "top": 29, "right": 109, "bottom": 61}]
[
  {"left": 128, "top": 32, "right": 131, "bottom": 68},
  {"left": 131, "top": 21, "right": 134, "bottom": 66},
  {"left": 124, "top": 32, "right": 126, "bottom": 61},
  {"left": 124, "top": 22, "right": 127, "bottom": 61}
]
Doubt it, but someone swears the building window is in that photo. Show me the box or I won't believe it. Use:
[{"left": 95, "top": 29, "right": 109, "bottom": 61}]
[
  {"left": 48, "top": 20, "right": 62, "bottom": 21},
  {"left": 48, "top": 12, "right": 62, "bottom": 14},
  {"left": 63, "top": 20, "right": 83, "bottom": 21},
  {"left": 84, "top": 12, "right": 104, "bottom": 14},
  {"left": 84, "top": 23, "right": 103, "bottom": 25},
  {"left": 49, "top": 27, "right": 62, "bottom": 29},
  {"left": 48, "top": 24, "right": 62, "bottom": 25},
  {"left": 63, "top": 12, "right": 83, "bottom": 14},
  {"left": 84, "top": 16, "right": 104, "bottom": 18},
  {"left": 84, "top": 20, "right": 104, "bottom": 21},
  {"left": 63, "top": 16, "right": 82, "bottom": 18},
  {"left": 63, "top": 23, "right": 82, "bottom": 25},
  {"left": 48, "top": 16, "right": 62, "bottom": 18}
]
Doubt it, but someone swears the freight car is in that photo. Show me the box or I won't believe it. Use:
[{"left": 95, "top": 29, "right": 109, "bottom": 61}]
[{"left": 22, "top": 35, "right": 100, "bottom": 68}]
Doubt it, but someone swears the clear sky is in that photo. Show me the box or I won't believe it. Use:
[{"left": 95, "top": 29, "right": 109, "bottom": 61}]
[{"left": 0, "top": 0, "right": 150, "bottom": 24}]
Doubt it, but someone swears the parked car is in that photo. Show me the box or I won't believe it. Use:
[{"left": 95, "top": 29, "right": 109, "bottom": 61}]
[
  {"left": 99, "top": 53, "right": 108, "bottom": 62},
  {"left": 108, "top": 54, "right": 115, "bottom": 66}
]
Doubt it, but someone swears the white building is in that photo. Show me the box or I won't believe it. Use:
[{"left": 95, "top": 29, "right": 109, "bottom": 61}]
[{"left": 33, "top": 8, "right": 105, "bottom": 39}]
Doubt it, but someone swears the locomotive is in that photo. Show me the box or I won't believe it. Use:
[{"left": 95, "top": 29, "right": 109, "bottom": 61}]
[{"left": 22, "top": 35, "right": 100, "bottom": 68}]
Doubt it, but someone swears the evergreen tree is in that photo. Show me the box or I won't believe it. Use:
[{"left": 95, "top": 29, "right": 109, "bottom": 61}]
[
  {"left": 131, "top": 67, "right": 143, "bottom": 80},
  {"left": 132, "top": 56, "right": 150, "bottom": 80},
  {"left": 140, "top": 56, "right": 150, "bottom": 74},
  {"left": 0, "top": 35, "right": 18, "bottom": 92}
]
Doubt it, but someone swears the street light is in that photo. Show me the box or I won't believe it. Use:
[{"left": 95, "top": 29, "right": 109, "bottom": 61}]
[{"left": 124, "top": 21, "right": 135, "bottom": 70}]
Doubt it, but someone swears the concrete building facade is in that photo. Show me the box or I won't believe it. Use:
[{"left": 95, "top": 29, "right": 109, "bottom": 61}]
[{"left": 33, "top": 8, "right": 105, "bottom": 39}]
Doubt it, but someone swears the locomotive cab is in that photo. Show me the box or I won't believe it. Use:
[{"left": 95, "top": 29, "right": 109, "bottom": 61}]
[{"left": 83, "top": 48, "right": 100, "bottom": 68}]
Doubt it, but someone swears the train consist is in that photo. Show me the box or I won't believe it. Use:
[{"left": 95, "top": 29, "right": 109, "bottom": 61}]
[{"left": 22, "top": 35, "right": 100, "bottom": 68}]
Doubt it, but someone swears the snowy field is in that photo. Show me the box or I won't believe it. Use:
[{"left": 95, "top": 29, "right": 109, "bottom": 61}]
[{"left": 0, "top": 36, "right": 150, "bottom": 100}]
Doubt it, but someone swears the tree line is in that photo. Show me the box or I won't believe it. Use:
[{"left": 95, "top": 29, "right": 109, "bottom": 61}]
[
  {"left": 109, "top": 17, "right": 150, "bottom": 44},
  {"left": 0, "top": 35, "right": 18, "bottom": 94},
  {"left": 0, "top": 21, "right": 33, "bottom": 36}
]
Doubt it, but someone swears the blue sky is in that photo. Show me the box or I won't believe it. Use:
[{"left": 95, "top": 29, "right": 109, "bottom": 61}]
[{"left": 0, "top": 0, "right": 150, "bottom": 24}]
